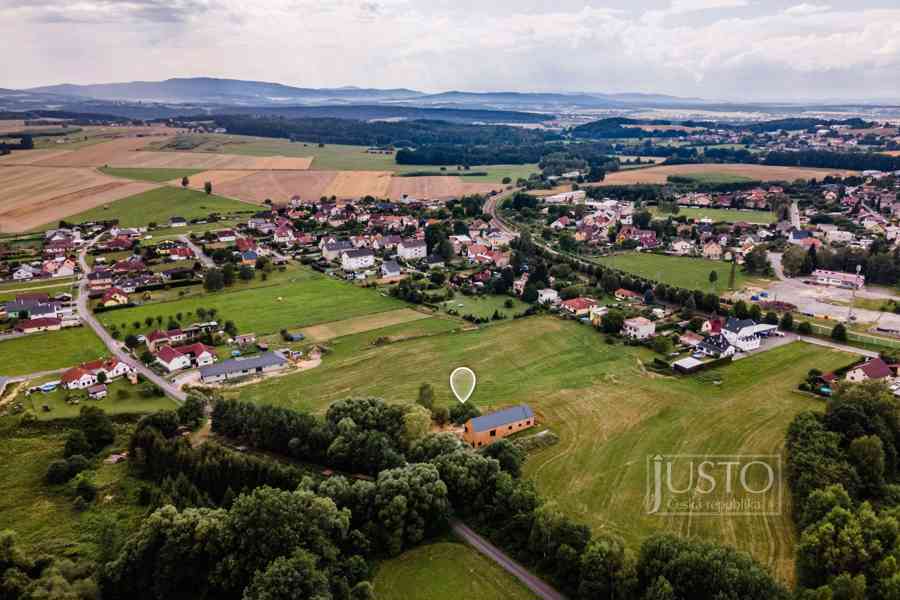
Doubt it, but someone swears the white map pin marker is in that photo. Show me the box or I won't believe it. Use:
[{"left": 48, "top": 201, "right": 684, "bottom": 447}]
[{"left": 450, "top": 367, "right": 477, "bottom": 404}]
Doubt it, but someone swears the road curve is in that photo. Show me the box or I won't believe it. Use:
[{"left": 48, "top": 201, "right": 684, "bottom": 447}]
[
  {"left": 450, "top": 520, "right": 566, "bottom": 600},
  {"left": 77, "top": 242, "right": 186, "bottom": 403}
]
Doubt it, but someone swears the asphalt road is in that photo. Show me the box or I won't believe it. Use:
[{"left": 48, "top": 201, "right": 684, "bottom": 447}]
[
  {"left": 450, "top": 520, "right": 566, "bottom": 600},
  {"left": 179, "top": 235, "right": 215, "bottom": 268},
  {"left": 77, "top": 243, "right": 186, "bottom": 403}
]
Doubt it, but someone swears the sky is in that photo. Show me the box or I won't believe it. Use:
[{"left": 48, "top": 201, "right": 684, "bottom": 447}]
[{"left": 1, "top": 0, "right": 899, "bottom": 102}]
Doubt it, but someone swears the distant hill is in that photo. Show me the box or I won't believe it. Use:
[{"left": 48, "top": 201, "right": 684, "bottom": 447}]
[
  {"left": 27, "top": 77, "right": 425, "bottom": 105},
  {"left": 400, "top": 90, "right": 628, "bottom": 109}
]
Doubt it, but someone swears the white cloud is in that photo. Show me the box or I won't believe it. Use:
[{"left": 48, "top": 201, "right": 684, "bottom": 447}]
[
  {"left": 784, "top": 3, "right": 832, "bottom": 17},
  {"left": 668, "top": 0, "right": 749, "bottom": 15}
]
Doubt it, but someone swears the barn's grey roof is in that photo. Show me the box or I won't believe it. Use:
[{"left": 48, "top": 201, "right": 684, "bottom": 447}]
[
  {"left": 200, "top": 352, "right": 286, "bottom": 378},
  {"left": 470, "top": 405, "right": 534, "bottom": 433}
]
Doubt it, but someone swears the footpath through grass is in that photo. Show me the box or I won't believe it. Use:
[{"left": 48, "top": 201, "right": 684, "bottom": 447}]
[{"left": 374, "top": 542, "right": 536, "bottom": 600}]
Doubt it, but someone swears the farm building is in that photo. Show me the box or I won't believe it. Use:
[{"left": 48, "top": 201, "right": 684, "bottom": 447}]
[
  {"left": 199, "top": 352, "right": 287, "bottom": 383},
  {"left": 462, "top": 404, "right": 535, "bottom": 448}
]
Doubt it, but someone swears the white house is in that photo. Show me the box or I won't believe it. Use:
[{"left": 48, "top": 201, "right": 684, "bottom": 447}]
[
  {"left": 623, "top": 317, "right": 656, "bottom": 340},
  {"left": 812, "top": 269, "right": 865, "bottom": 289},
  {"left": 670, "top": 240, "right": 694, "bottom": 256},
  {"left": 721, "top": 318, "right": 777, "bottom": 352},
  {"left": 544, "top": 190, "right": 586, "bottom": 205},
  {"left": 398, "top": 239, "right": 427, "bottom": 261},
  {"left": 538, "top": 288, "right": 559, "bottom": 305},
  {"left": 341, "top": 248, "right": 375, "bottom": 272},
  {"left": 155, "top": 346, "right": 192, "bottom": 373}
]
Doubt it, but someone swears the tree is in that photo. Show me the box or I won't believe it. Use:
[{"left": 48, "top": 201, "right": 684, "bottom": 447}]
[
  {"left": 798, "top": 321, "right": 813, "bottom": 335},
  {"left": 579, "top": 535, "right": 634, "bottom": 600},
  {"left": 204, "top": 181, "right": 212, "bottom": 195},
  {"left": 177, "top": 395, "right": 206, "bottom": 429},
  {"left": 242, "top": 549, "right": 331, "bottom": 600},
  {"left": 204, "top": 268, "right": 225, "bottom": 292},
  {"left": 728, "top": 259, "right": 737, "bottom": 290},
  {"left": 848, "top": 435, "right": 886, "bottom": 496},
  {"left": 239, "top": 265, "right": 255, "bottom": 281},
  {"left": 64, "top": 429, "right": 91, "bottom": 458},
  {"left": 181, "top": 176, "right": 189, "bottom": 188},
  {"left": 223, "top": 263, "right": 236, "bottom": 286},
  {"left": 780, "top": 312, "right": 794, "bottom": 331},
  {"left": 831, "top": 323, "right": 848, "bottom": 343},
  {"left": 416, "top": 383, "right": 435, "bottom": 411},
  {"left": 708, "top": 270, "right": 718, "bottom": 289},
  {"left": 125, "top": 334, "right": 140, "bottom": 350},
  {"left": 601, "top": 309, "right": 625, "bottom": 334},
  {"left": 46, "top": 459, "right": 72, "bottom": 484},
  {"left": 79, "top": 405, "right": 115, "bottom": 452},
  {"left": 481, "top": 439, "right": 526, "bottom": 477},
  {"left": 652, "top": 336, "right": 673, "bottom": 356},
  {"left": 749, "top": 303, "right": 763, "bottom": 322}
]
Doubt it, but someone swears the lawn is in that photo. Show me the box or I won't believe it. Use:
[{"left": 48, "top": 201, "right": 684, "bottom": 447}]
[
  {"left": 0, "top": 418, "right": 149, "bottom": 558},
  {"left": 651, "top": 206, "right": 777, "bottom": 224},
  {"left": 68, "top": 187, "right": 257, "bottom": 228},
  {"left": 225, "top": 316, "right": 854, "bottom": 582},
  {"left": 440, "top": 294, "right": 531, "bottom": 321},
  {"left": 0, "top": 280, "right": 76, "bottom": 302},
  {"left": 598, "top": 252, "right": 752, "bottom": 290},
  {"left": 19, "top": 378, "right": 176, "bottom": 420},
  {"left": 0, "top": 327, "right": 108, "bottom": 377},
  {"left": 97, "top": 271, "right": 407, "bottom": 337},
  {"left": 100, "top": 167, "right": 205, "bottom": 183},
  {"left": 374, "top": 542, "right": 536, "bottom": 600}
]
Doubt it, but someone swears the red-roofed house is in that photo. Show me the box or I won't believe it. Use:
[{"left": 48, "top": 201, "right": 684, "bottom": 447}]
[
  {"left": 560, "top": 297, "right": 597, "bottom": 317},
  {"left": 614, "top": 288, "right": 642, "bottom": 302},
  {"left": 100, "top": 287, "right": 129, "bottom": 308},
  {"left": 155, "top": 345, "right": 192, "bottom": 372},
  {"left": 846, "top": 358, "right": 893, "bottom": 383},
  {"left": 173, "top": 343, "right": 217, "bottom": 367},
  {"left": 14, "top": 317, "right": 62, "bottom": 334},
  {"left": 62, "top": 367, "right": 96, "bottom": 389}
]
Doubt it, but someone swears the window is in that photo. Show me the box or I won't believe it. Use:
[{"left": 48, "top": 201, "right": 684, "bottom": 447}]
[
  {"left": 508, "top": 425, "right": 513, "bottom": 430},
  {"left": 490, "top": 430, "right": 496, "bottom": 437}
]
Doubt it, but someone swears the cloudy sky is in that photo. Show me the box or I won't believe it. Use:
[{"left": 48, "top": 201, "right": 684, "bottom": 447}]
[{"left": 1, "top": 0, "right": 899, "bottom": 101}]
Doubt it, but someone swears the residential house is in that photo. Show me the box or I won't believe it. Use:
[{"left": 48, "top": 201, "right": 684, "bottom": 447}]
[
  {"left": 398, "top": 239, "right": 427, "bottom": 261},
  {"left": 614, "top": 288, "right": 642, "bottom": 302},
  {"left": 671, "top": 240, "right": 694, "bottom": 256},
  {"left": 697, "top": 334, "right": 736, "bottom": 358},
  {"left": 560, "top": 297, "right": 597, "bottom": 317},
  {"left": 14, "top": 317, "right": 62, "bottom": 334},
  {"left": 100, "top": 287, "right": 129, "bottom": 308},
  {"left": 462, "top": 405, "right": 535, "bottom": 448},
  {"left": 721, "top": 318, "right": 777, "bottom": 352},
  {"left": 155, "top": 345, "right": 192, "bottom": 372},
  {"left": 341, "top": 248, "right": 375, "bottom": 272},
  {"left": 380, "top": 260, "right": 402, "bottom": 279},
  {"left": 538, "top": 288, "right": 559, "bottom": 305},
  {"left": 845, "top": 358, "right": 892, "bottom": 383},
  {"left": 623, "top": 317, "right": 656, "bottom": 340},
  {"left": 702, "top": 242, "right": 723, "bottom": 261},
  {"left": 322, "top": 240, "right": 354, "bottom": 262}
]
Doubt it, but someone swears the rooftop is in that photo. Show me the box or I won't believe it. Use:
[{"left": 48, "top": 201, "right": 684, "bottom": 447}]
[{"left": 470, "top": 405, "right": 534, "bottom": 433}]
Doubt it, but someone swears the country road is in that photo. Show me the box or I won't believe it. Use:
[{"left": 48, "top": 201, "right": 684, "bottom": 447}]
[
  {"left": 179, "top": 235, "right": 215, "bottom": 268},
  {"left": 77, "top": 242, "right": 186, "bottom": 403},
  {"left": 450, "top": 520, "right": 566, "bottom": 600}
]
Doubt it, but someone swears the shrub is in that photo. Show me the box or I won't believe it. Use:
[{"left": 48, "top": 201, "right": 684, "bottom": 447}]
[
  {"left": 797, "top": 322, "right": 813, "bottom": 335},
  {"left": 46, "top": 459, "right": 71, "bottom": 484},
  {"left": 74, "top": 475, "right": 97, "bottom": 502},
  {"left": 66, "top": 454, "right": 90, "bottom": 477}
]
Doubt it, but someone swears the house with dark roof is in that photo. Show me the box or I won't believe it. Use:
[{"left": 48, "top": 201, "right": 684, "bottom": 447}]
[
  {"left": 199, "top": 352, "right": 287, "bottom": 383},
  {"left": 697, "top": 334, "right": 735, "bottom": 358},
  {"left": 462, "top": 405, "right": 535, "bottom": 448},
  {"left": 721, "top": 318, "right": 777, "bottom": 352},
  {"left": 846, "top": 358, "right": 892, "bottom": 383}
]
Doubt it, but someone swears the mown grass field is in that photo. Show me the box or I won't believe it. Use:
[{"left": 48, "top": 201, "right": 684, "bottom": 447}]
[
  {"left": 100, "top": 167, "right": 205, "bottom": 183},
  {"left": 0, "top": 280, "right": 76, "bottom": 302},
  {"left": 0, "top": 327, "right": 108, "bottom": 377},
  {"left": 374, "top": 542, "right": 536, "bottom": 600},
  {"left": 69, "top": 187, "right": 256, "bottom": 227},
  {"left": 440, "top": 294, "right": 531, "bottom": 320},
  {"left": 651, "top": 206, "right": 776, "bottom": 224},
  {"left": 226, "top": 316, "right": 854, "bottom": 582},
  {"left": 670, "top": 172, "right": 755, "bottom": 184},
  {"left": 0, "top": 419, "right": 148, "bottom": 557},
  {"left": 98, "top": 271, "right": 407, "bottom": 337},
  {"left": 598, "top": 252, "right": 751, "bottom": 290}
]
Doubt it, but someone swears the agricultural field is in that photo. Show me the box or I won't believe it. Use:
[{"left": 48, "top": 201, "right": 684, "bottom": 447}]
[
  {"left": 0, "top": 165, "right": 159, "bottom": 233},
  {"left": 223, "top": 316, "right": 855, "bottom": 582},
  {"left": 68, "top": 187, "right": 257, "bottom": 228},
  {"left": 598, "top": 251, "right": 754, "bottom": 290},
  {"left": 100, "top": 167, "right": 205, "bottom": 183},
  {"left": 374, "top": 542, "right": 536, "bottom": 600},
  {"left": 592, "top": 163, "right": 857, "bottom": 186},
  {"left": 300, "top": 308, "right": 434, "bottom": 342},
  {"left": 97, "top": 270, "right": 406, "bottom": 337},
  {"left": 0, "top": 419, "right": 148, "bottom": 557},
  {"left": 388, "top": 176, "right": 504, "bottom": 201},
  {"left": 0, "top": 327, "right": 109, "bottom": 377},
  {"left": 651, "top": 206, "right": 777, "bottom": 224}
]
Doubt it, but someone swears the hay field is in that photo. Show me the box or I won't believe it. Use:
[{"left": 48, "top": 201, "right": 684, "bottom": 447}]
[
  {"left": 0, "top": 120, "right": 26, "bottom": 134},
  {"left": 594, "top": 163, "right": 857, "bottom": 185},
  {"left": 106, "top": 151, "right": 311, "bottom": 170},
  {"left": 301, "top": 308, "right": 433, "bottom": 342},
  {"left": 215, "top": 170, "right": 338, "bottom": 204},
  {"left": 174, "top": 170, "right": 257, "bottom": 190},
  {"left": 22, "top": 136, "right": 163, "bottom": 167},
  {"left": 0, "top": 149, "right": 73, "bottom": 165},
  {"left": 0, "top": 166, "right": 159, "bottom": 232},
  {"left": 388, "top": 176, "right": 503, "bottom": 201},
  {"left": 324, "top": 171, "right": 393, "bottom": 198}
]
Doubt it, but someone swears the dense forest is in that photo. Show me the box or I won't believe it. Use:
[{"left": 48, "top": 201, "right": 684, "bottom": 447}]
[
  {"left": 209, "top": 115, "right": 560, "bottom": 147},
  {"left": 570, "top": 117, "right": 683, "bottom": 139}
]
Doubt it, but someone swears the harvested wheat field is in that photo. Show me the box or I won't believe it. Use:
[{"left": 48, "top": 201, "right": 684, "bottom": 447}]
[
  {"left": 388, "top": 176, "right": 503, "bottom": 201},
  {"left": 215, "top": 170, "right": 339, "bottom": 204},
  {"left": 174, "top": 170, "right": 257, "bottom": 190},
  {"left": 0, "top": 166, "right": 158, "bottom": 232},
  {"left": 107, "top": 151, "right": 311, "bottom": 170},
  {"left": 0, "top": 149, "right": 73, "bottom": 165},
  {"left": 324, "top": 171, "right": 393, "bottom": 199},
  {"left": 23, "top": 137, "right": 163, "bottom": 167},
  {"left": 592, "top": 163, "right": 857, "bottom": 186}
]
